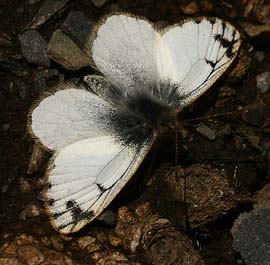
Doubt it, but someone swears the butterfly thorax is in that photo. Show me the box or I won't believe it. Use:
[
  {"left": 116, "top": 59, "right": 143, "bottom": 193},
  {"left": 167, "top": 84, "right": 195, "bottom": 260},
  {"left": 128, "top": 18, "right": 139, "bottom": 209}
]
[{"left": 109, "top": 83, "right": 181, "bottom": 131}]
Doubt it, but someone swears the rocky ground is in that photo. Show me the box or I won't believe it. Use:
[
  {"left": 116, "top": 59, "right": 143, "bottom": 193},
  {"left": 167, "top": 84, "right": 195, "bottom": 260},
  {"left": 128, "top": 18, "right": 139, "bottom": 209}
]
[{"left": 0, "top": 0, "right": 270, "bottom": 264}]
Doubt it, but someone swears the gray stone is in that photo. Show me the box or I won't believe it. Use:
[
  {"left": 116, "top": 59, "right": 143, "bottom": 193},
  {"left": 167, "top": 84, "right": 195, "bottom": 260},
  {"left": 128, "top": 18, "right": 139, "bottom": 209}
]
[
  {"left": 196, "top": 124, "right": 216, "bottom": 141},
  {"left": 0, "top": 59, "right": 28, "bottom": 77},
  {"left": 28, "top": 0, "right": 72, "bottom": 29},
  {"left": 29, "top": 0, "right": 41, "bottom": 4},
  {"left": 12, "top": 78, "right": 29, "bottom": 100},
  {"left": 19, "top": 30, "right": 50, "bottom": 67},
  {"left": 255, "top": 51, "right": 265, "bottom": 62},
  {"left": 1, "top": 184, "right": 8, "bottom": 193},
  {"left": 32, "top": 68, "right": 59, "bottom": 93},
  {"left": 62, "top": 10, "right": 93, "bottom": 49},
  {"left": 92, "top": 0, "right": 109, "bottom": 8},
  {"left": 3, "top": 123, "right": 10, "bottom": 131},
  {"left": 97, "top": 210, "right": 116, "bottom": 225},
  {"left": 0, "top": 31, "right": 12, "bottom": 47},
  {"left": 232, "top": 208, "right": 270, "bottom": 265},
  {"left": 256, "top": 71, "right": 270, "bottom": 93},
  {"left": 48, "top": 29, "right": 91, "bottom": 70}
]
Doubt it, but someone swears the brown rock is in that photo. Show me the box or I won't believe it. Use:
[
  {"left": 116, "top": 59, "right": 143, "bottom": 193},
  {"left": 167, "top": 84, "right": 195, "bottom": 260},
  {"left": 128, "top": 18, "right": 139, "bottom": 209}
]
[
  {"left": 16, "top": 234, "right": 37, "bottom": 246},
  {"left": 47, "top": 29, "right": 91, "bottom": 71},
  {"left": 17, "top": 245, "right": 45, "bottom": 265},
  {"left": 240, "top": 22, "right": 270, "bottom": 37},
  {"left": 108, "top": 233, "right": 122, "bottom": 247},
  {"left": 180, "top": 1, "right": 199, "bottom": 15},
  {"left": 41, "top": 250, "right": 74, "bottom": 265},
  {"left": 51, "top": 236, "right": 64, "bottom": 251},
  {"left": 86, "top": 242, "right": 102, "bottom": 254},
  {"left": 228, "top": 49, "right": 252, "bottom": 81},
  {"left": 144, "top": 164, "right": 238, "bottom": 229},
  {"left": 77, "top": 235, "right": 96, "bottom": 250},
  {"left": 19, "top": 202, "right": 40, "bottom": 220},
  {"left": 28, "top": 0, "right": 72, "bottom": 29},
  {"left": 0, "top": 257, "right": 24, "bottom": 265},
  {"left": 254, "top": 183, "right": 270, "bottom": 211},
  {"left": 0, "top": 241, "right": 18, "bottom": 255},
  {"left": 115, "top": 203, "right": 206, "bottom": 265}
]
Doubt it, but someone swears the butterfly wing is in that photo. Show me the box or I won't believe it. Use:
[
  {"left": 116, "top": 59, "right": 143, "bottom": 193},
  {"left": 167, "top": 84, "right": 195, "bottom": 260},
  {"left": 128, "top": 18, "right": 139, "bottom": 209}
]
[
  {"left": 29, "top": 82, "right": 118, "bottom": 151},
  {"left": 89, "top": 14, "right": 241, "bottom": 109},
  {"left": 157, "top": 17, "right": 241, "bottom": 107},
  {"left": 88, "top": 14, "right": 160, "bottom": 91},
  {"left": 46, "top": 134, "right": 152, "bottom": 234},
  {"left": 29, "top": 83, "right": 154, "bottom": 233}
]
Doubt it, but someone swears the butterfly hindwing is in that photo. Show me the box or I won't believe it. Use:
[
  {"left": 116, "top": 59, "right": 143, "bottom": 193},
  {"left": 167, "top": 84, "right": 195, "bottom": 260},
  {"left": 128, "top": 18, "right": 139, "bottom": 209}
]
[
  {"left": 29, "top": 83, "right": 154, "bottom": 233},
  {"left": 46, "top": 134, "right": 153, "bottom": 234}
]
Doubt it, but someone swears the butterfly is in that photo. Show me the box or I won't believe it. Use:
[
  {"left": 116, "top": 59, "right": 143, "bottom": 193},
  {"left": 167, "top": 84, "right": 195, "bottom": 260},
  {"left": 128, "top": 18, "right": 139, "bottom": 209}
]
[{"left": 28, "top": 13, "right": 241, "bottom": 234}]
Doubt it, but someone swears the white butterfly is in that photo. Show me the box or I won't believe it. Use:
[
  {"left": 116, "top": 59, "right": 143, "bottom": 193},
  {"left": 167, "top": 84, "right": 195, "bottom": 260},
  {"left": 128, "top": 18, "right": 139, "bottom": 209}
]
[{"left": 28, "top": 13, "right": 241, "bottom": 234}]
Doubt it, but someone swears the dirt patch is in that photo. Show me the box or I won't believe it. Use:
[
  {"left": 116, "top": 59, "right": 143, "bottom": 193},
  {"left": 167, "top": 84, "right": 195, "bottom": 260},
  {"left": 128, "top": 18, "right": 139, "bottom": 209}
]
[{"left": 0, "top": 0, "right": 269, "bottom": 264}]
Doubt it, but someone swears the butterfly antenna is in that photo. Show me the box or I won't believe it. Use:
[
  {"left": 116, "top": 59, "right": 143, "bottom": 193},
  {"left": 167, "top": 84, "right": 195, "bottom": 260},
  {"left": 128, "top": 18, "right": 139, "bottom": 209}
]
[
  {"left": 183, "top": 170, "right": 191, "bottom": 233},
  {"left": 175, "top": 118, "right": 190, "bottom": 232},
  {"left": 186, "top": 109, "right": 243, "bottom": 123},
  {"left": 174, "top": 118, "right": 179, "bottom": 167}
]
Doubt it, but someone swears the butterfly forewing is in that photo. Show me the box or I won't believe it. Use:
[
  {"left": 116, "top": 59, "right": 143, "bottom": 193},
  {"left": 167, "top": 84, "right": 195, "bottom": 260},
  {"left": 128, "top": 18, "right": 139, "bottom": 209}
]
[
  {"left": 89, "top": 14, "right": 160, "bottom": 91},
  {"left": 157, "top": 17, "right": 241, "bottom": 107},
  {"left": 90, "top": 14, "right": 240, "bottom": 109},
  {"left": 30, "top": 83, "right": 118, "bottom": 151}
]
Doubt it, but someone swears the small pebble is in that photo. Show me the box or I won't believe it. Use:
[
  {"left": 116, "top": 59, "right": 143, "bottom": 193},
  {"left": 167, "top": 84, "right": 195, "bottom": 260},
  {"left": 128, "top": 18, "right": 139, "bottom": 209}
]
[
  {"left": 97, "top": 210, "right": 116, "bottom": 225},
  {"left": 256, "top": 71, "right": 270, "bottom": 93},
  {"left": 255, "top": 51, "right": 265, "bottom": 62},
  {"left": 18, "top": 245, "right": 45, "bottom": 265},
  {"left": 0, "top": 257, "right": 23, "bottom": 265},
  {"left": 19, "top": 203, "right": 40, "bottom": 220},
  {"left": 51, "top": 236, "right": 64, "bottom": 251},
  {"left": 0, "top": 31, "right": 12, "bottom": 47},
  {"left": 3, "top": 123, "right": 10, "bottom": 131},
  {"left": 0, "top": 59, "right": 28, "bottom": 77},
  {"left": 62, "top": 10, "right": 93, "bottom": 49},
  {"left": 32, "top": 68, "right": 59, "bottom": 93},
  {"left": 92, "top": 0, "right": 109, "bottom": 8},
  {"left": 19, "top": 30, "right": 50, "bottom": 67},
  {"left": 1, "top": 184, "right": 8, "bottom": 193},
  {"left": 240, "top": 22, "right": 270, "bottom": 37},
  {"left": 196, "top": 124, "right": 216, "bottom": 141},
  {"left": 108, "top": 234, "right": 122, "bottom": 247},
  {"left": 29, "top": 0, "right": 41, "bottom": 4},
  {"left": 180, "top": 1, "right": 199, "bottom": 15},
  {"left": 77, "top": 236, "right": 96, "bottom": 250}
]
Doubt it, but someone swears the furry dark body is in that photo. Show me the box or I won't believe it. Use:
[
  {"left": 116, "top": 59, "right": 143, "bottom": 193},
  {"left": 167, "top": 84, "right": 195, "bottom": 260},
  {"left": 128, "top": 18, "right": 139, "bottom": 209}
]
[{"left": 95, "top": 81, "right": 182, "bottom": 146}]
